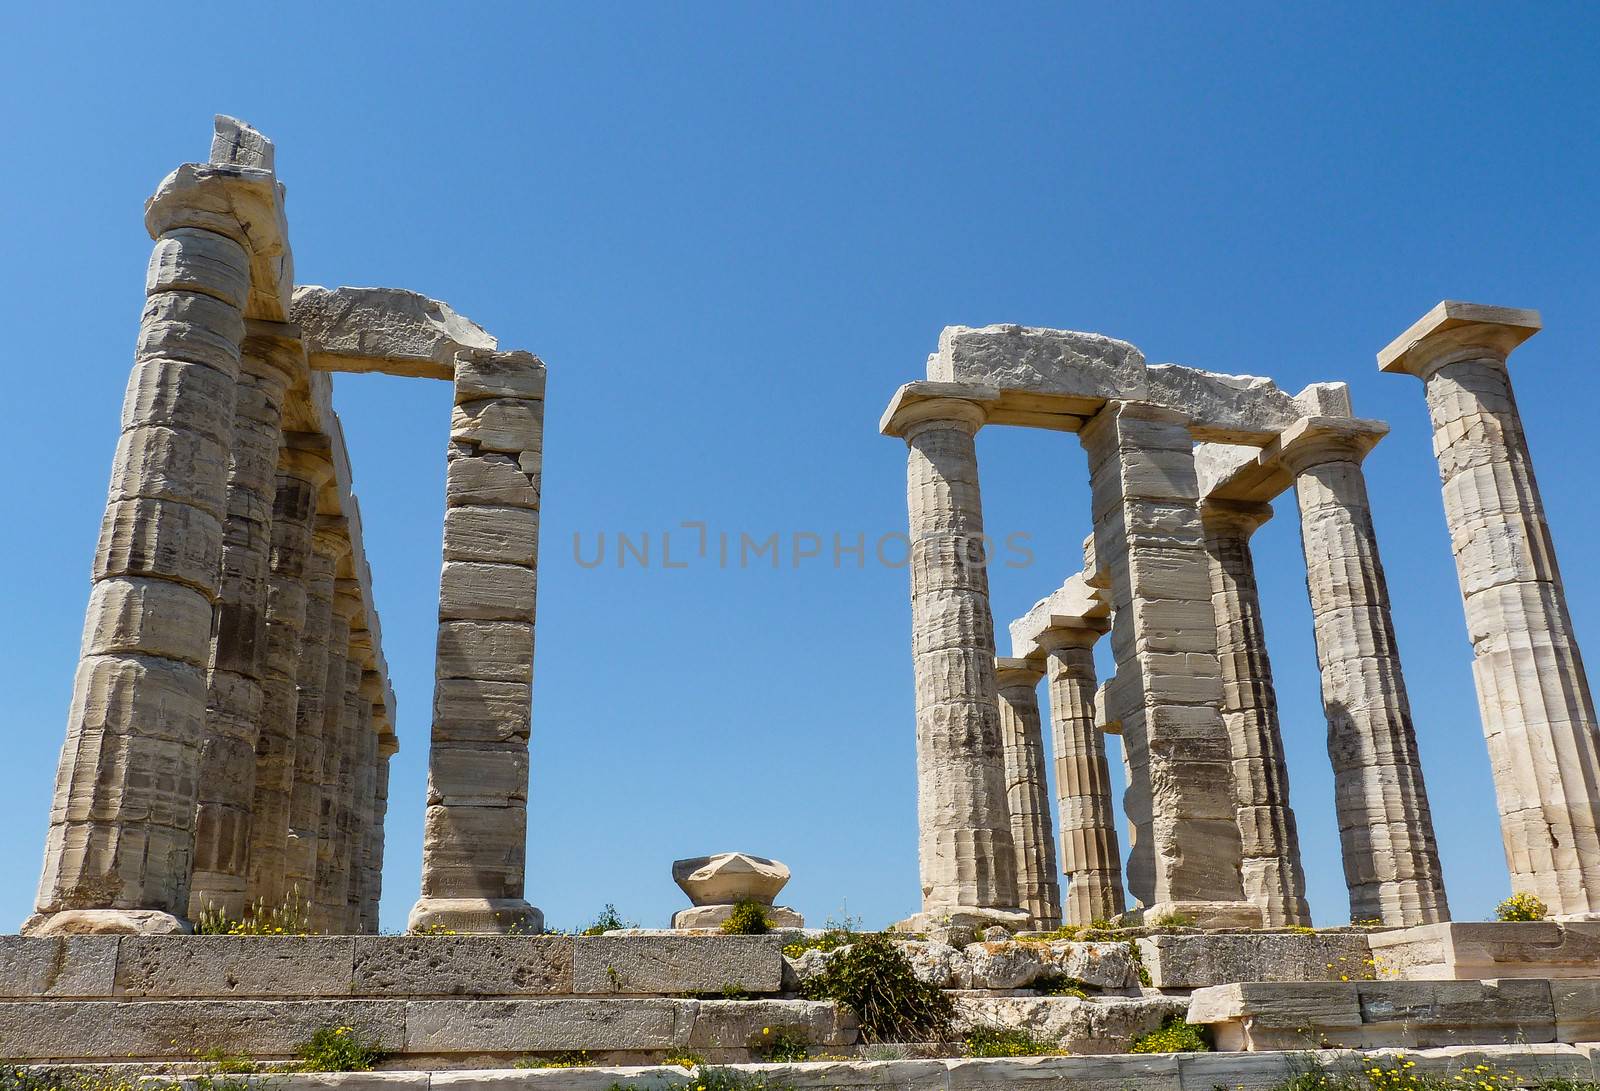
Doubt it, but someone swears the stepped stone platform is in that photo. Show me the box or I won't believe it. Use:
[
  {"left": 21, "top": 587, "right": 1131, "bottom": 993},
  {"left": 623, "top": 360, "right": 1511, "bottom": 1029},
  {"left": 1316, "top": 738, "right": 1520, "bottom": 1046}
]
[
  {"left": 1189, "top": 978, "right": 1600, "bottom": 1051},
  {"left": 27, "top": 1045, "right": 1600, "bottom": 1091}
]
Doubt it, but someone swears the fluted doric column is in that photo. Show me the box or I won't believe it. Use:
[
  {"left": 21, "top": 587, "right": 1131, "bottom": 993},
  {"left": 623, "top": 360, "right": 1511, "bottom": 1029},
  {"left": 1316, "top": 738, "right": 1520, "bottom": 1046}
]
[
  {"left": 1080, "top": 402, "right": 1258, "bottom": 927},
  {"left": 188, "top": 325, "right": 297, "bottom": 919},
  {"left": 348, "top": 670, "right": 383, "bottom": 932},
  {"left": 312, "top": 583, "right": 360, "bottom": 931},
  {"left": 411, "top": 350, "right": 547, "bottom": 933},
  {"left": 246, "top": 438, "right": 330, "bottom": 904},
  {"left": 1201, "top": 498, "right": 1312, "bottom": 927},
  {"left": 995, "top": 659, "right": 1061, "bottom": 930},
  {"left": 27, "top": 215, "right": 253, "bottom": 934},
  {"left": 1285, "top": 417, "right": 1449, "bottom": 925},
  {"left": 1382, "top": 302, "right": 1600, "bottom": 915},
  {"left": 1042, "top": 627, "right": 1125, "bottom": 926},
  {"left": 366, "top": 725, "right": 398, "bottom": 932},
  {"left": 284, "top": 521, "right": 345, "bottom": 909},
  {"left": 882, "top": 394, "right": 1024, "bottom": 927}
]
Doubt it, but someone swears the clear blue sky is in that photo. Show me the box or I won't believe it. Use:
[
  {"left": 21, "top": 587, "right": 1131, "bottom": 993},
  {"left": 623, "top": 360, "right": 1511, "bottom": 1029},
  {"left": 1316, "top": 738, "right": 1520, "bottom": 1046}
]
[{"left": 3, "top": 3, "right": 1598, "bottom": 933}]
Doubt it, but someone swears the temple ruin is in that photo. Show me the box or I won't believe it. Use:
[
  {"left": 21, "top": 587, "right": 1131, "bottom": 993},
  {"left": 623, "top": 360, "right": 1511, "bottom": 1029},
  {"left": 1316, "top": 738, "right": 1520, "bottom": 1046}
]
[
  {"left": 24, "top": 116, "right": 546, "bottom": 939},
  {"left": 9, "top": 116, "right": 1600, "bottom": 1088}
]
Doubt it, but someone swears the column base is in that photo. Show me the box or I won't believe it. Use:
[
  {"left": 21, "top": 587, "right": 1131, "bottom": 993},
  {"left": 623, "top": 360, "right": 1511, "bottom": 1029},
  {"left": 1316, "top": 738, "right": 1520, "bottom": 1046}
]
[
  {"left": 671, "top": 904, "right": 805, "bottom": 930},
  {"left": 20, "top": 909, "right": 190, "bottom": 936},
  {"left": 891, "top": 905, "right": 1032, "bottom": 937},
  {"left": 1136, "top": 900, "right": 1264, "bottom": 929},
  {"left": 408, "top": 897, "right": 543, "bottom": 935}
]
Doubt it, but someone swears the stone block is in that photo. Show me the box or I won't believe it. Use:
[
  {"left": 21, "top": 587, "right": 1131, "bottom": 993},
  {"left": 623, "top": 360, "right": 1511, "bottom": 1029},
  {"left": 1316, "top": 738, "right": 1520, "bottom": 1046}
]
[
  {"left": 961, "top": 940, "right": 1047, "bottom": 989},
  {"left": 136, "top": 291, "right": 245, "bottom": 373},
  {"left": 1047, "top": 941, "right": 1140, "bottom": 990},
  {"left": 351, "top": 935, "right": 573, "bottom": 996},
  {"left": 671, "top": 905, "right": 804, "bottom": 930},
  {"left": 428, "top": 747, "right": 530, "bottom": 806},
  {"left": 447, "top": 452, "right": 540, "bottom": 509},
  {"left": 403, "top": 998, "right": 681, "bottom": 1053},
  {"left": 1370, "top": 922, "right": 1600, "bottom": 981},
  {"left": 122, "top": 357, "right": 237, "bottom": 446},
  {"left": 930, "top": 325, "right": 1146, "bottom": 405},
  {"left": 946, "top": 1052, "right": 1180, "bottom": 1090},
  {"left": 419, "top": 804, "right": 527, "bottom": 900},
  {"left": 432, "top": 679, "right": 532, "bottom": 745},
  {"left": 436, "top": 621, "right": 534, "bottom": 682},
  {"left": 444, "top": 506, "right": 540, "bottom": 566},
  {"left": 953, "top": 995, "right": 1188, "bottom": 1055},
  {"left": 113, "top": 936, "right": 355, "bottom": 997},
  {"left": 673, "top": 853, "right": 790, "bottom": 906},
  {"left": 439, "top": 561, "right": 537, "bottom": 622},
  {"left": 573, "top": 935, "right": 785, "bottom": 995},
  {"left": 685, "top": 999, "right": 856, "bottom": 1048},
  {"left": 453, "top": 399, "right": 544, "bottom": 454},
  {"left": 292, "top": 286, "right": 496, "bottom": 380},
  {"left": 0, "top": 999, "right": 404, "bottom": 1060},
  {"left": 146, "top": 228, "right": 250, "bottom": 310},
  {"left": 1188, "top": 979, "right": 1558, "bottom": 1051},
  {"left": 0, "top": 936, "right": 118, "bottom": 998},
  {"left": 94, "top": 498, "right": 224, "bottom": 597},
  {"left": 455, "top": 351, "right": 547, "bottom": 403},
  {"left": 109, "top": 426, "right": 230, "bottom": 519},
  {"left": 63, "top": 653, "right": 207, "bottom": 744},
  {"left": 1138, "top": 932, "right": 1372, "bottom": 988}
]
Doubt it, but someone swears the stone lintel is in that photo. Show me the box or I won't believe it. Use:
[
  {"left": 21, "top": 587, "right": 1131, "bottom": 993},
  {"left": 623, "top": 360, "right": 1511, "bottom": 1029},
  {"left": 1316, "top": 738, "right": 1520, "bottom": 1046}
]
[
  {"left": 994, "top": 656, "right": 1045, "bottom": 685},
  {"left": 292, "top": 285, "right": 498, "bottom": 380},
  {"left": 145, "top": 161, "right": 292, "bottom": 323},
  {"left": 1378, "top": 300, "right": 1541, "bottom": 377},
  {"left": 1007, "top": 573, "right": 1110, "bottom": 662},
  {"left": 878, "top": 381, "right": 1000, "bottom": 436},
  {"left": 1200, "top": 417, "right": 1389, "bottom": 503}
]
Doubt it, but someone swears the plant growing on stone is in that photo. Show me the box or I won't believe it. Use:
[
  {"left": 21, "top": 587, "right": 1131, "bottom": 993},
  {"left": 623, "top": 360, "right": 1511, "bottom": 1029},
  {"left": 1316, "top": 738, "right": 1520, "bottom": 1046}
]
[
  {"left": 1147, "top": 911, "right": 1196, "bottom": 928},
  {"left": 194, "top": 887, "right": 316, "bottom": 936},
  {"left": 961, "top": 1024, "right": 1067, "bottom": 1058},
  {"left": 1496, "top": 892, "right": 1548, "bottom": 922},
  {"left": 294, "top": 1025, "right": 386, "bottom": 1072},
  {"left": 799, "top": 932, "right": 953, "bottom": 1042},
  {"left": 582, "top": 903, "right": 637, "bottom": 935},
  {"left": 752, "top": 1026, "right": 810, "bottom": 1062},
  {"left": 515, "top": 1050, "right": 595, "bottom": 1069},
  {"left": 1033, "top": 973, "right": 1087, "bottom": 998},
  {"left": 721, "top": 900, "right": 774, "bottom": 935},
  {"left": 1127, "top": 1016, "right": 1210, "bottom": 1054},
  {"left": 781, "top": 912, "right": 866, "bottom": 958}
]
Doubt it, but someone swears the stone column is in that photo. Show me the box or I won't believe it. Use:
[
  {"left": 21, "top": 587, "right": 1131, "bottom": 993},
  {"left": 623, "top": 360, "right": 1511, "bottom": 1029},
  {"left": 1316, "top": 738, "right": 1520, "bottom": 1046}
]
[
  {"left": 1042, "top": 628, "right": 1125, "bottom": 926},
  {"left": 1053, "top": 633, "right": 1123, "bottom": 924},
  {"left": 366, "top": 726, "right": 398, "bottom": 933},
  {"left": 888, "top": 396, "right": 1024, "bottom": 927},
  {"left": 1382, "top": 304, "right": 1600, "bottom": 914},
  {"left": 348, "top": 671, "right": 384, "bottom": 932},
  {"left": 995, "top": 659, "right": 1061, "bottom": 930},
  {"left": 284, "top": 523, "right": 344, "bottom": 909},
  {"left": 1079, "top": 402, "right": 1258, "bottom": 927},
  {"left": 245, "top": 439, "right": 330, "bottom": 904},
  {"left": 411, "top": 350, "right": 547, "bottom": 933},
  {"left": 1286, "top": 418, "right": 1449, "bottom": 925},
  {"left": 312, "top": 584, "right": 359, "bottom": 930},
  {"left": 188, "top": 325, "right": 297, "bottom": 919},
  {"left": 27, "top": 222, "right": 251, "bottom": 935},
  {"left": 331, "top": 651, "right": 365, "bottom": 931},
  {"left": 1202, "top": 499, "right": 1313, "bottom": 927}
]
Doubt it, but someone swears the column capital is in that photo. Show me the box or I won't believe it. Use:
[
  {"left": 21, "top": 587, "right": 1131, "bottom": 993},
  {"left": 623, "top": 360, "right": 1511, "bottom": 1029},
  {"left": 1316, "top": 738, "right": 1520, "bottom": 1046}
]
[
  {"left": 312, "top": 516, "right": 352, "bottom": 561},
  {"left": 1277, "top": 416, "right": 1388, "bottom": 475},
  {"left": 241, "top": 320, "right": 307, "bottom": 387},
  {"left": 332, "top": 581, "right": 365, "bottom": 622},
  {"left": 879, "top": 381, "right": 997, "bottom": 438},
  {"left": 1379, "top": 301, "right": 1540, "bottom": 381},
  {"left": 279, "top": 433, "right": 336, "bottom": 486},
  {"left": 1038, "top": 623, "right": 1109, "bottom": 652},
  {"left": 995, "top": 657, "right": 1045, "bottom": 688},
  {"left": 1200, "top": 497, "right": 1274, "bottom": 536}
]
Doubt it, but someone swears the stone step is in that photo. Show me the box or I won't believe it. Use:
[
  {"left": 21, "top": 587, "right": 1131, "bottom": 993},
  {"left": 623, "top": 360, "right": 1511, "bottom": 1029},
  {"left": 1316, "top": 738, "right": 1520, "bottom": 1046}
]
[
  {"left": 22, "top": 1043, "right": 1600, "bottom": 1091},
  {"left": 0, "top": 997, "right": 853, "bottom": 1065},
  {"left": 1370, "top": 922, "right": 1600, "bottom": 981},
  {"left": 0, "top": 934, "right": 784, "bottom": 999},
  {"left": 1188, "top": 978, "right": 1600, "bottom": 1051}
]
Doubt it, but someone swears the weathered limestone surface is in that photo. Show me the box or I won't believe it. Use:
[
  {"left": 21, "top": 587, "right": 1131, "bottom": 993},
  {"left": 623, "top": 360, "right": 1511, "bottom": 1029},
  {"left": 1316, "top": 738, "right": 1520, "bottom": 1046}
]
[
  {"left": 29, "top": 217, "right": 252, "bottom": 935},
  {"left": 292, "top": 286, "right": 497, "bottom": 380},
  {"left": 884, "top": 395, "right": 1023, "bottom": 926},
  {"left": 245, "top": 442, "right": 329, "bottom": 904},
  {"left": 1286, "top": 419, "right": 1449, "bottom": 926},
  {"left": 1189, "top": 978, "right": 1564, "bottom": 1051},
  {"left": 413, "top": 350, "right": 547, "bottom": 935},
  {"left": 1137, "top": 931, "right": 1373, "bottom": 989},
  {"left": 189, "top": 325, "right": 298, "bottom": 919},
  {"left": 1382, "top": 302, "right": 1600, "bottom": 916},
  {"left": 285, "top": 529, "right": 343, "bottom": 906},
  {"left": 1370, "top": 921, "right": 1600, "bottom": 981},
  {"left": 952, "top": 995, "right": 1187, "bottom": 1054},
  {"left": 673, "top": 853, "right": 790, "bottom": 906},
  {"left": 1078, "top": 402, "right": 1253, "bottom": 925},
  {"left": 994, "top": 660, "right": 1061, "bottom": 930},
  {"left": 1045, "top": 635, "right": 1124, "bottom": 927},
  {"left": 1201, "top": 499, "right": 1311, "bottom": 927}
]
